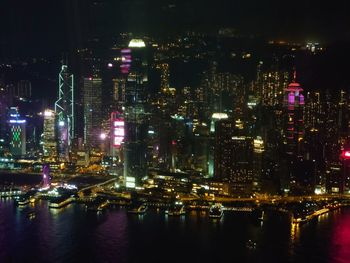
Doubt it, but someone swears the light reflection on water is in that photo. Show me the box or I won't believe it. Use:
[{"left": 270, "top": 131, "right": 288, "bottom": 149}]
[{"left": 0, "top": 200, "right": 349, "bottom": 263}]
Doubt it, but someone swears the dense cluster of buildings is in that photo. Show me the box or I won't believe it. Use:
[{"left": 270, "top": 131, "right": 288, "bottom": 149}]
[{"left": 0, "top": 33, "right": 349, "bottom": 197}]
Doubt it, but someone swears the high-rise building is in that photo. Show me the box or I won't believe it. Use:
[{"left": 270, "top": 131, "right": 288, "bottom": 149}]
[
  {"left": 284, "top": 72, "right": 304, "bottom": 156},
  {"left": 55, "top": 64, "right": 74, "bottom": 162},
  {"left": 214, "top": 119, "right": 254, "bottom": 196},
  {"left": 8, "top": 107, "right": 26, "bottom": 157},
  {"left": 260, "top": 71, "right": 289, "bottom": 106},
  {"left": 83, "top": 77, "right": 103, "bottom": 149},
  {"left": 42, "top": 109, "right": 57, "bottom": 162},
  {"left": 123, "top": 39, "right": 149, "bottom": 188}
]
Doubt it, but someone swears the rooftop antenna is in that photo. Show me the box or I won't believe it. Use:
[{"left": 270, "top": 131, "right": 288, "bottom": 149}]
[{"left": 293, "top": 67, "right": 297, "bottom": 83}]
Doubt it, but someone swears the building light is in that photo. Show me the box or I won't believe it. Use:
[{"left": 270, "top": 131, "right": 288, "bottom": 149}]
[{"left": 9, "top": 120, "right": 26, "bottom": 124}]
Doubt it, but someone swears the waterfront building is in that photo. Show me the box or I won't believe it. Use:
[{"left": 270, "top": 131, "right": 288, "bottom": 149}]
[
  {"left": 123, "top": 39, "right": 149, "bottom": 188},
  {"left": 214, "top": 119, "right": 254, "bottom": 196}
]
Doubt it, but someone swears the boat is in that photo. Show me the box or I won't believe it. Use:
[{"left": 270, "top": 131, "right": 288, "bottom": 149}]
[
  {"left": 26, "top": 210, "right": 36, "bottom": 219},
  {"left": 127, "top": 203, "right": 148, "bottom": 214},
  {"left": 49, "top": 196, "right": 75, "bottom": 209},
  {"left": 246, "top": 239, "right": 257, "bottom": 250},
  {"left": 166, "top": 202, "right": 186, "bottom": 216},
  {"left": 209, "top": 203, "right": 224, "bottom": 218},
  {"left": 16, "top": 197, "right": 30, "bottom": 206}
]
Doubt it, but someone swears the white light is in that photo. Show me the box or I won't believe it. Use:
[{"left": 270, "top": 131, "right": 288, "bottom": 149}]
[
  {"left": 100, "top": 133, "right": 107, "bottom": 140},
  {"left": 128, "top": 39, "right": 146, "bottom": 48},
  {"left": 126, "top": 182, "right": 136, "bottom": 188},
  {"left": 212, "top": 113, "right": 228, "bottom": 120},
  {"left": 126, "top": 177, "right": 135, "bottom": 182},
  {"left": 58, "top": 121, "right": 65, "bottom": 127},
  {"left": 9, "top": 120, "right": 26, "bottom": 124},
  {"left": 114, "top": 129, "right": 124, "bottom": 136},
  {"left": 44, "top": 110, "right": 53, "bottom": 117},
  {"left": 114, "top": 121, "right": 124, "bottom": 127}
]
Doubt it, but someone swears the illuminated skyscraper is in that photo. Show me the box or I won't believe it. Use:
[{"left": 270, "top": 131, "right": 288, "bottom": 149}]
[
  {"left": 55, "top": 64, "right": 74, "bottom": 162},
  {"left": 83, "top": 77, "right": 102, "bottom": 149},
  {"left": 123, "top": 39, "right": 148, "bottom": 188},
  {"left": 214, "top": 119, "right": 254, "bottom": 196},
  {"left": 260, "top": 71, "right": 289, "bottom": 106},
  {"left": 284, "top": 71, "right": 304, "bottom": 156},
  {"left": 42, "top": 109, "right": 57, "bottom": 162},
  {"left": 8, "top": 107, "right": 26, "bottom": 157}
]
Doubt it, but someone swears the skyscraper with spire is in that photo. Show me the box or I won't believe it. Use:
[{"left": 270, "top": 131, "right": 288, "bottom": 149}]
[{"left": 55, "top": 64, "right": 74, "bottom": 162}]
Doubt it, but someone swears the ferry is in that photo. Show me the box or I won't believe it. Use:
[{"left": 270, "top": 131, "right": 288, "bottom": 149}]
[
  {"left": 127, "top": 203, "right": 148, "bottom": 214},
  {"left": 166, "top": 202, "right": 186, "bottom": 216},
  {"left": 209, "top": 203, "right": 224, "bottom": 218},
  {"left": 49, "top": 196, "right": 75, "bottom": 209},
  {"left": 16, "top": 197, "right": 30, "bottom": 206}
]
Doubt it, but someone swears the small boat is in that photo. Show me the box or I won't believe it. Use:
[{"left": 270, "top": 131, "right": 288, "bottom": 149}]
[
  {"left": 246, "top": 239, "right": 257, "bottom": 250},
  {"left": 209, "top": 203, "right": 224, "bottom": 219},
  {"left": 166, "top": 202, "right": 186, "bottom": 216},
  {"left": 127, "top": 203, "right": 148, "bottom": 214},
  {"left": 27, "top": 210, "right": 36, "bottom": 219}
]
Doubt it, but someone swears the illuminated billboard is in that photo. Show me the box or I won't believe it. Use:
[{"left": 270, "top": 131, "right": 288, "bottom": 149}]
[{"left": 111, "top": 112, "right": 124, "bottom": 148}]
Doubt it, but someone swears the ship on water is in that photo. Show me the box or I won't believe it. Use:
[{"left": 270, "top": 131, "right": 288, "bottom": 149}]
[
  {"left": 127, "top": 202, "right": 148, "bottom": 214},
  {"left": 209, "top": 203, "right": 224, "bottom": 219},
  {"left": 166, "top": 202, "right": 186, "bottom": 216}
]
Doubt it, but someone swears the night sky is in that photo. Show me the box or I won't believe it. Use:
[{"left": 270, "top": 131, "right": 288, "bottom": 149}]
[{"left": 1, "top": 0, "right": 350, "bottom": 57}]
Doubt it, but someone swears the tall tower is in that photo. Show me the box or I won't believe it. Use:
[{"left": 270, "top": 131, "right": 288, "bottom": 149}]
[
  {"left": 42, "top": 109, "right": 57, "bottom": 162},
  {"left": 55, "top": 64, "right": 74, "bottom": 162},
  {"left": 284, "top": 71, "right": 304, "bottom": 156},
  {"left": 123, "top": 39, "right": 148, "bottom": 188},
  {"left": 83, "top": 77, "right": 102, "bottom": 149}
]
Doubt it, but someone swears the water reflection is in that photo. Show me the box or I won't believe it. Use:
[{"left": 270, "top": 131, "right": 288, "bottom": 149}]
[
  {"left": 331, "top": 209, "right": 350, "bottom": 262},
  {"left": 1, "top": 199, "right": 350, "bottom": 263}
]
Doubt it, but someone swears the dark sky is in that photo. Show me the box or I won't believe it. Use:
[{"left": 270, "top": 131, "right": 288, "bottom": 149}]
[{"left": 1, "top": 0, "right": 350, "bottom": 57}]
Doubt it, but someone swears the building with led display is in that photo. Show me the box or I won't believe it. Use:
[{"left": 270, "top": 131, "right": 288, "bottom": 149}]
[
  {"left": 8, "top": 107, "right": 26, "bottom": 157},
  {"left": 110, "top": 111, "right": 124, "bottom": 160}
]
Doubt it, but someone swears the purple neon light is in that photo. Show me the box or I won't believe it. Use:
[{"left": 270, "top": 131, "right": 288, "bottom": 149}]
[{"left": 288, "top": 92, "right": 295, "bottom": 105}]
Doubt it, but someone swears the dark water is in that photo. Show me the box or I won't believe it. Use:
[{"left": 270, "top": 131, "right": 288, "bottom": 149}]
[
  {"left": 0, "top": 173, "right": 42, "bottom": 187},
  {"left": 1, "top": 200, "right": 350, "bottom": 263}
]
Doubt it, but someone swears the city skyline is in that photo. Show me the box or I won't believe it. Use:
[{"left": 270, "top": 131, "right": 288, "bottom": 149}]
[{"left": 1, "top": 2, "right": 350, "bottom": 263}]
